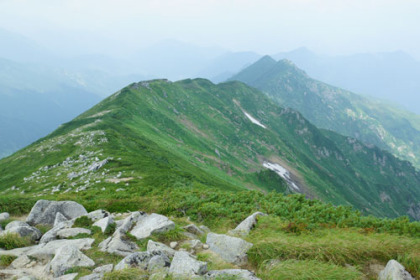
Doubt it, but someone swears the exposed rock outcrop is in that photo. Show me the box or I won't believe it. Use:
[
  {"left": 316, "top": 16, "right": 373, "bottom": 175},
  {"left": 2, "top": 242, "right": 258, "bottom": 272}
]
[
  {"left": 26, "top": 200, "right": 87, "bottom": 226},
  {"left": 206, "top": 232, "right": 253, "bottom": 265}
]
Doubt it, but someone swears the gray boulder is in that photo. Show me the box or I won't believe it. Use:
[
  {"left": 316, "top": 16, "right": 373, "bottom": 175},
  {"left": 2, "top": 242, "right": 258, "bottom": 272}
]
[
  {"left": 98, "top": 231, "right": 138, "bottom": 256},
  {"left": 206, "top": 233, "right": 253, "bottom": 266},
  {"left": 2, "top": 221, "right": 42, "bottom": 241},
  {"left": 5, "top": 221, "right": 28, "bottom": 230},
  {"left": 228, "top": 212, "right": 266, "bottom": 236},
  {"left": 147, "top": 240, "right": 176, "bottom": 258},
  {"left": 379, "top": 260, "right": 414, "bottom": 280},
  {"left": 93, "top": 216, "right": 114, "bottom": 233},
  {"left": 44, "top": 245, "right": 95, "bottom": 277},
  {"left": 57, "top": 227, "right": 91, "bottom": 238},
  {"left": 130, "top": 213, "right": 175, "bottom": 240},
  {"left": 0, "top": 212, "right": 9, "bottom": 222},
  {"left": 169, "top": 251, "right": 207, "bottom": 277},
  {"left": 26, "top": 200, "right": 87, "bottom": 226},
  {"left": 184, "top": 224, "right": 205, "bottom": 236},
  {"left": 205, "top": 269, "right": 261, "bottom": 279},
  {"left": 115, "top": 250, "right": 169, "bottom": 271}
]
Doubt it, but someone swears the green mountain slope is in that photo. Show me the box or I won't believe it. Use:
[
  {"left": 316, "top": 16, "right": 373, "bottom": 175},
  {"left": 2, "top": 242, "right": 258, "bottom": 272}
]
[
  {"left": 0, "top": 79, "right": 419, "bottom": 220},
  {"left": 230, "top": 56, "right": 420, "bottom": 170}
]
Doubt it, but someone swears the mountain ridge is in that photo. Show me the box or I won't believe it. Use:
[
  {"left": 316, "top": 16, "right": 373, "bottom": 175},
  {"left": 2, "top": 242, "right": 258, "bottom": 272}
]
[{"left": 1, "top": 78, "right": 420, "bottom": 220}]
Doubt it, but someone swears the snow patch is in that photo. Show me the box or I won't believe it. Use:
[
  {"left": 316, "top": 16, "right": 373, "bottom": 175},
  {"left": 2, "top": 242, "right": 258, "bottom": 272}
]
[
  {"left": 263, "top": 162, "right": 300, "bottom": 191},
  {"left": 243, "top": 111, "right": 266, "bottom": 128}
]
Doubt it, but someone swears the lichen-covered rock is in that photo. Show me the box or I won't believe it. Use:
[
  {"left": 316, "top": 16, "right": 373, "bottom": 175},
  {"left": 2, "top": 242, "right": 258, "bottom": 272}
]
[
  {"left": 98, "top": 231, "right": 138, "bottom": 256},
  {"left": 10, "top": 255, "right": 32, "bottom": 269},
  {"left": 26, "top": 200, "right": 87, "bottom": 226},
  {"left": 44, "top": 245, "right": 94, "bottom": 277},
  {"left": 5, "top": 221, "right": 28, "bottom": 230},
  {"left": 130, "top": 213, "right": 175, "bottom": 240},
  {"left": 206, "top": 233, "right": 253, "bottom": 265},
  {"left": 148, "top": 255, "right": 171, "bottom": 272},
  {"left": 114, "top": 250, "right": 169, "bottom": 271},
  {"left": 228, "top": 212, "right": 266, "bottom": 236},
  {"left": 378, "top": 260, "right": 414, "bottom": 280},
  {"left": 147, "top": 240, "right": 176, "bottom": 258},
  {"left": 205, "top": 269, "right": 261, "bottom": 279},
  {"left": 169, "top": 251, "right": 207, "bottom": 277}
]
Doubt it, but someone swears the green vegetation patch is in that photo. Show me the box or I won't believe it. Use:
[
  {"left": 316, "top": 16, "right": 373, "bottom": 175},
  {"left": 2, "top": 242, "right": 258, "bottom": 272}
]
[
  {"left": 258, "top": 259, "right": 364, "bottom": 280},
  {"left": 0, "top": 232, "right": 32, "bottom": 250}
]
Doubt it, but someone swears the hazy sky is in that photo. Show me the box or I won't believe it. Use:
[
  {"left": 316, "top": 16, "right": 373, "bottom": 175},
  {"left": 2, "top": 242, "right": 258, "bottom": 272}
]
[{"left": 0, "top": 0, "right": 419, "bottom": 58}]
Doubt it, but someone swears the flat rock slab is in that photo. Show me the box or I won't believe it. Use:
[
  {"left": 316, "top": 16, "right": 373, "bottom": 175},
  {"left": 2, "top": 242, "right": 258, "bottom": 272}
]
[
  {"left": 26, "top": 200, "right": 87, "bottom": 226},
  {"left": 130, "top": 213, "right": 175, "bottom": 240},
  {"left": 57, "top": 228, "right": 91, "bottom": 238},
  {"left": 206, "top": 233, "right": 253, "bottom": 266}
]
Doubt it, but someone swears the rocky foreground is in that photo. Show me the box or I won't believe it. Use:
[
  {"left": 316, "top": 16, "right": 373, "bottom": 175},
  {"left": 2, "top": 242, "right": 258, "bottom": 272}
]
[{"left": 0, "top": 200, "right": 415, "bottom": 279}]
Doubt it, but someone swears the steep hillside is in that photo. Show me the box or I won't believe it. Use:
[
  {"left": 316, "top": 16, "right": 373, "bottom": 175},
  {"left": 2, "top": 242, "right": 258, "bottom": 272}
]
[
  {"left": 1, "top": 79, "right": 419, "bottom": 220},
  {"left": 230, "top": 56, "right": 420, "bottom": 170},
  {"left": 273, "top": 48, "right": 420, "bottom": 114}
]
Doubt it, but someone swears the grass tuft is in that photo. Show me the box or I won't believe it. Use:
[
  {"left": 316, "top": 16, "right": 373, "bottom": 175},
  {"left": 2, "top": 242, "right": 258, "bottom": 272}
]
[
  {"left": 0, "top": 232, "right": 32, "bottom": 250},
  {"left": 103, "top": 268, "right": 147, "bottom": 280},
  {"left": 258, "top": 259, "right": 364, "bottom": 280}
]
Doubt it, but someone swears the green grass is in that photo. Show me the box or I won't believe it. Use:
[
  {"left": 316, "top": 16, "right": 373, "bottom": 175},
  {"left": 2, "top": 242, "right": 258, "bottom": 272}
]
[
  {"left": 258, "top": 259, "right": 364, "bottom": 280},
  {"left": 246, "top": 216, "right": 420, "bottom": 278},
  {"left": 0, "top": 255, "right": 16, "bottom": 267},
  {"left": 0, "top": 232, "right": 32, "bottom": 250},
  {"left": 103, "top": 268, "right": 147, "bottom": 280},
  {"left": 73, "top": 216, "right": 94, "bottom": 228}
]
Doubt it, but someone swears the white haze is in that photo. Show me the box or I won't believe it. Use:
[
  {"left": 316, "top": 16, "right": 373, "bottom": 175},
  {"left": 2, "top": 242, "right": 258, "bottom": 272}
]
[{"left": 0, "top": 0, "right": 419, "bottom": 59}]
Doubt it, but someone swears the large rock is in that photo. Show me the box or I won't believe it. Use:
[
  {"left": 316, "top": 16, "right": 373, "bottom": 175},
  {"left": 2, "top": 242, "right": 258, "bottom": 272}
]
[
  {"left": 26, "top": 200, "right": 87, "bottom": 226},
  {"left": 205, "top": 269, "right": 261, "bottom": 279},
  {"left": 379, "top": 260, "right": 415, "bottom": 280},
  {"left": 206, "top": 233, "right": 253, "bottom": 265},
  {"left": 228, "top": 212, "right": 266, "bottom": 236},
  {"left": 147, "top": 240, "right": 176, "bottom": 258},
  {"left": 0, "top": 212, "right": 9, "bottom": 222},
  {"left": 57, "top": 227, "right": 92, "bottom": 238},
  {"left": 93, "top": 216, "right": 114, "bottom": 233},
  {"left": 115, "top": 250, "right": 170, "bottom": 271},
  {"left": 45, "top": 245, "right": 95, "bottom": 277},
  {"left": 54, "top": 212, "right": 69, "bottom": 227},
  {"left": 130, "top": 213, "right": 175, "bottom": 240},
  {"left": 169, "top": 251, "right": 207, "bottom": 277},
  {"left": 40, "top": 219, "right": 74, "bottom": 244},
  {"left": 98, "top": 231, "right": 138, "bottom": 256},
  {"left": 1, "top": 221, "right": 42, "bottom": 241}
]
